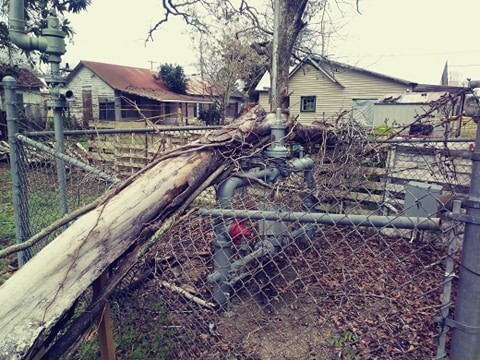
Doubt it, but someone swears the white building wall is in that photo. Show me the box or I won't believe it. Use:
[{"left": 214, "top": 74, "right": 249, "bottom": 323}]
[
  {"left": 373, "top": 104, "right": 444, "bottom": 135},
  {"left": 288, "top": 64, "right": 410, "bottom": 123},
  {"left": 67, "top": 67, "right": 116, "bottom": 122},
  {"left": 258, "top": 92, "right": 270, "bottom": 112},
  {"left": 20, "top": 91, "right": 45, "bottom": 128}
]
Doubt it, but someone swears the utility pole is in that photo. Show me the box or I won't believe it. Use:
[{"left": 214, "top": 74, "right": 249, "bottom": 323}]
[
  {"left": 147, "top": 60, "right": 158, "bottom": 70},
  {"left": 270, "top": 0, "right": 280, "bottom": 112}
]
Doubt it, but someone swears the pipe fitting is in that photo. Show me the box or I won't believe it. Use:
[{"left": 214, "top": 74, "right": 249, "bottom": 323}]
[
  {"left": 41, "top": 14, "right": 67, "bottom": 58},
  {"left": 290, "top": 157, "right": 314, "bottom": 171},
  {"left": 207, "top": 271, "right": 226, "bottom": 284},
  {"left": 216, "top": 168, "right": 282, "bottom": 207},
  {"left": 9, "top": 29, "right": 48, "bottom": 52},
  {"left": 212, "top": 227, "right": 231, "bottom": 248}
]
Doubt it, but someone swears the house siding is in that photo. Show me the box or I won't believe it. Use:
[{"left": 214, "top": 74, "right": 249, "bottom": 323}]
[
  {"left": 258, "top": 92, "right": 270, "bottom": 112},
  {"left": 22, "top": 92, "right": 45, "bottom": 127},
  {"left": 289, "top": 64, "right": 410, "bottom": 123},
  {"left": 1, "top": 89, "right": 45, "bottom": 129},
  {"left": 258, "top": 64, "right": 411, "bottom": 124},
  {"left": 67, "top": 67, "right": 116, "bottom": 123}
]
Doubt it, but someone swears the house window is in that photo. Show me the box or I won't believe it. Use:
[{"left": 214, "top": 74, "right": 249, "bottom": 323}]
[
  {"left": 99, "top": 97, "right": 115, "bottom": 121},
  {"left": 164, "top": 103, "right": 171, "bottom": 116},
  {"left": 300, "top": 96, "right": 316, "bottom": 112}
]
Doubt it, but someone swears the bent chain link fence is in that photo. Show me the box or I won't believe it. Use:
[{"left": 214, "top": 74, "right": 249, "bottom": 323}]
[
  {"left": 12, "top": 117, "right": 473, "bottom": 359},
  {"left": 13, "top": 126, "right": 216, "bottom": 259}
]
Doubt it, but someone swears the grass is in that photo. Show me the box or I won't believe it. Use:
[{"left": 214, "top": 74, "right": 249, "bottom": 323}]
[
  {"left": 0, "top": 164, "right": 15, "bottom": 239},
  {"left": 0, "top": 161, "right": 111, "bottom": 283},
  {"left": 75, "top": 290, "right": 177, "bottom": 359},
  {"left": 0, "top": 162, "right": 15, "bottom": 284}
]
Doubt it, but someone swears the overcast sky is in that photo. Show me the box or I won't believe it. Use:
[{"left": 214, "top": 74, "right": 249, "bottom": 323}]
[{"left": 62, "top": 0, "right": 480, "bottom": 85}]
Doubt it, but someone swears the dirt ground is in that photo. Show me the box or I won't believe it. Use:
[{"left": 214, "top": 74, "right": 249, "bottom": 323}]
[{"left": 130, "top": 211, "right": 451, "bottom": 360}]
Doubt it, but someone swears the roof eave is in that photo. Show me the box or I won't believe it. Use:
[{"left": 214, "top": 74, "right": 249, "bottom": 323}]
[
  {"left": 310, "top": 54, "right": 416, "bottom": 87},
  {"left": 121, "top": 89, "right": 213, "bottom": 104}
]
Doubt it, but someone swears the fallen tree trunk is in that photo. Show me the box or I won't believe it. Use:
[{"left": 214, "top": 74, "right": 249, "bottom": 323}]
[{"left": 0, "top": 106, "right": 331, "bottom": 358}]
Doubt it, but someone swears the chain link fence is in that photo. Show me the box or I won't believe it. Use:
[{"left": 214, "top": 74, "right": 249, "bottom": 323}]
[
  {"left": 12, "top": 126, "right": 218, "bottom": 261},
  {"left": 4, "top": 106, "right": 476, "bottom": 358}
]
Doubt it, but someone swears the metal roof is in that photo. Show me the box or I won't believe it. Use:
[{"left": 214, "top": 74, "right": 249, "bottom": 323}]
[
  {"left": 378, "top": 91, "right": 449, "bottom": 104},
  {"left": 68, "top": 61, "right": 213, "bottom": 103},
  {"left": 186, "top": 75, "right": 244, "bottom": 99}
]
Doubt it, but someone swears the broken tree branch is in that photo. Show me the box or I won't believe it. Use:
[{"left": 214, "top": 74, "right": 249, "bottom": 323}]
[
  {"left": 160, "top": 281, "right": 216, "bottom": 309},
  {"left": 0, "top": 105, "right": 334, "bottom": 358}
]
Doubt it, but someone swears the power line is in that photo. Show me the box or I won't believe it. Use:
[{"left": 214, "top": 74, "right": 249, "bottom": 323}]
[
  {"left": 334, "top": 50, "right": 480, "bottom": 60},
  {"left": 449, "top": 64, "right": 480, "bottom": 68}
]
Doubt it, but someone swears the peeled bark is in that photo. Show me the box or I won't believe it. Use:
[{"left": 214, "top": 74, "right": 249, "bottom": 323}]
[
  {"left": 0, "top": 150, "right": 218, "bottom": 357},
  {"left": 0, "top": 105, "right": 331, "bottom": 358},
  {"left": 0, "top": 106, "right": 269, "bottom": 358}
]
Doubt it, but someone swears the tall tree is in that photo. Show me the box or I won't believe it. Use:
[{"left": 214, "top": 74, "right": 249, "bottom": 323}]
[
  {"left": 148, "top": 0, "right": 360, "bottom": 112},
  {"left": 197, "top": 31, "right": 267, "bottom": 122}
]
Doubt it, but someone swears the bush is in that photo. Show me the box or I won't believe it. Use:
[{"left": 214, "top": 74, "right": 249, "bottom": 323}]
[{"left": 198, "top": 107, "right": 222, "bottom": 125}]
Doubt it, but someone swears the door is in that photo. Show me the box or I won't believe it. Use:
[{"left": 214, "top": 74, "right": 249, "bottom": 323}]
[{"left": 82, "top": 89, "right": 93, "bottom": 128}]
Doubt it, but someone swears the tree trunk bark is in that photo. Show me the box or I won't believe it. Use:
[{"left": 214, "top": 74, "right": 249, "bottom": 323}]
[
  {"left": 270, "top": 0, "right": 308, "bottom": 111},
  {"left": 0, "top": 106, "right": 270, "bottom": 358},
  {"left": 0, "top": 104, "right": 332, "bottom": 358}
]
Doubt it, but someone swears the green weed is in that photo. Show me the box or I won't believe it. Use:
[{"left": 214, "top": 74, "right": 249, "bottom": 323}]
[
  {"left": 76, "top": 291, "right": 177, "bottom": 359},
  {"left": 328, "top": 331, "right": 359, "bottom": 359}
]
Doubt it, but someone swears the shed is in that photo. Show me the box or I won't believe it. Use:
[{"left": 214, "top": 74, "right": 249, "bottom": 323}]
[{"left": 374, "top": 85, "right": 465, "bottom": 136}]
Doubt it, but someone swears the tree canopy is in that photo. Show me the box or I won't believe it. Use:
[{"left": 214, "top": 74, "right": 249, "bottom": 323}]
[
  {"left": 149, "top": 0, "right": 360, "bottom": 111},
  {"left": 158, "top": 63, "right": 188, "bottom": 94}
]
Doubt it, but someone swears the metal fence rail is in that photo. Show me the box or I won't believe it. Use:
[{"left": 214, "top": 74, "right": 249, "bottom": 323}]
[
  {"left": 63, "top": 135, "right": 472, "bottom": 359},
  {"left": 3, "top": 88, "right": 480, "bottom": 358}
]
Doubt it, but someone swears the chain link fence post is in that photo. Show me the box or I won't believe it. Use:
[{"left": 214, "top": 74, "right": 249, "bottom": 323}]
[
  {"left": 49, "top": 89, "right": 69, "bottom": 216},
  {"left": 2, "top": 75, "right": 31, "bottom": 266},
  {"left": 450, "top": 121, "right": 480, "bottom": 359}
]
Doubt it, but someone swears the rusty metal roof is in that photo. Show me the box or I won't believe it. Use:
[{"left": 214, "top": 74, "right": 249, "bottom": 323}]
[
  {"left": 187, "top": 75, "right": 244, "bottom": 98},
  {"left": 69, "top": 61, "right": 212, "bottom": 103},
  {"left": 378, "top": 91, "right": 448, "bottom": 104},
  {"left": 0, "top": 64, "right": 44, "bottom": 90}
]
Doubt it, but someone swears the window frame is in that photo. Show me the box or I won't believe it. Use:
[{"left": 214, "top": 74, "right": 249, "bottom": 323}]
[
  {"left": 300, "top": 96, "right": 316, "bottom": 113},
  {"left": 99, "top": 99, "right": 115, "bottom": 121}
]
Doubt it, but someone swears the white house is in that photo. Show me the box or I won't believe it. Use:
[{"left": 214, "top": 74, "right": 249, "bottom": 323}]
[
  {"left": 66, "top": 61, "right": 215, "bottom": 127},
  {"left": 255, "top": 55, "right": 417, "bottom": 124}
]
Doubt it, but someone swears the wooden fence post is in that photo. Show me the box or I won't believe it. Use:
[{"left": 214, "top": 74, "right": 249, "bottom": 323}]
[{"left": 93, "top": 271, "right": 116, "bottom": 360}]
